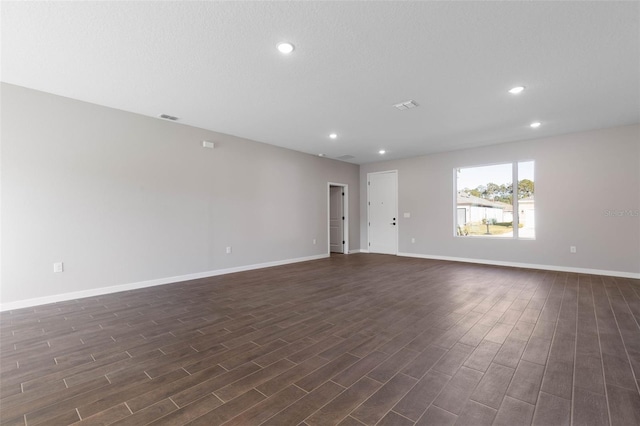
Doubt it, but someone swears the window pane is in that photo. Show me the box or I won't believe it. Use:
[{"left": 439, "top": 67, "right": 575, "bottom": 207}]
[
  {"left": 456, "top": 163, "right": 513, "bottom": 237},
  {"left": 518, "top": 161, "right": 535, "bottom": 239}
]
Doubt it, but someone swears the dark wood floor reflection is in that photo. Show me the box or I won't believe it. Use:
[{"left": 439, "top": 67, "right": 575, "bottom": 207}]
[{"left": 2, "top": 254, "right": 640, "bottom": 425}]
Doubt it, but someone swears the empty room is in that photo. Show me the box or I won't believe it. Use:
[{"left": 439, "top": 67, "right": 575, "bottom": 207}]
[{"left": 1, "top": 1, "right": 639, "bottom": 425}]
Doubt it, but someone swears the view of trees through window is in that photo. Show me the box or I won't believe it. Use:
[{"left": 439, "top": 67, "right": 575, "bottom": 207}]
[{"left": 456, "top": 161, "right": 535, "bottom": 238}]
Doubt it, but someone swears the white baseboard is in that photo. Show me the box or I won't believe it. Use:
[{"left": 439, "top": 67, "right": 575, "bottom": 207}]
[
  {"left": 397, "top": 252, "right": 640, "bottom": 279},
  {"left": 5, "top": 251, "right": 635, "bottom": 312},
  {"left": 0, "top": 254, "right": 329, "bottom": 312}
]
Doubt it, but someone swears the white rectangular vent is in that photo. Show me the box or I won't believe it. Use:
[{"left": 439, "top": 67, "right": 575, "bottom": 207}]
[
  {"left": 393, "top": 100, "right": 419, "bottom": 110},
  {"left": 159, "top": 114, "right": 178, "bottom": 121},
  {"left": 337, "top": 155, "right": 355, "bottom": 160}
]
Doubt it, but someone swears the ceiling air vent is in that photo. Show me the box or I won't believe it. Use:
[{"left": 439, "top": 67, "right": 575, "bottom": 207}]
[
  {"left": 159, "top": 114, "right": 179, "bottom": 121},
  {"left": 336, "top": 155, "right": 355, "bottom": 160},
  {"left": 393, "top": 100, "right": 419, "bottom": 110}
]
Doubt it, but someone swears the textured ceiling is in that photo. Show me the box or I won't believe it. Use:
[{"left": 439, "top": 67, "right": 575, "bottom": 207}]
[{"left": 2, "top": 1, "right": 639, "bottom": 164}]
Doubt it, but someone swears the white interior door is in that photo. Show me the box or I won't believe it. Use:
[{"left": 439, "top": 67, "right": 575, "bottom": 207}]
[
  {"left": 329, "top": 186, "right": 344, "bottom": 253},
  {"left": 368, "top": 171, "right": 398, "bottom": 254}
]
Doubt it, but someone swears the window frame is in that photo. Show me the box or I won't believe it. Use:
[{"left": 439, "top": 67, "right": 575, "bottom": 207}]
[{"left": 453, "top": 160, "right": 535, "bottom": 240}]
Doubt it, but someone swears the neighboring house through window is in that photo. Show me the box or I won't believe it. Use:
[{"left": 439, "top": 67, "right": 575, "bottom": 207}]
[{"left": 455, "top": 161, "right": 535, "bottom": 238}]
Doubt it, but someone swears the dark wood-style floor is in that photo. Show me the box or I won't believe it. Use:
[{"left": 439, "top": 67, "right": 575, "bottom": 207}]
[{"left": 1, "top": 254, "right": 640, "bottom": 425}]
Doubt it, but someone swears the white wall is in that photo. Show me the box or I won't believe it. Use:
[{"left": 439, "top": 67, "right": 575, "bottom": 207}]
[
  {"left": 361, "top": 125, "right": 640, "bottom": 277},
  {"left": 1, "top": 84, "right": 360, "bottom": 307}
]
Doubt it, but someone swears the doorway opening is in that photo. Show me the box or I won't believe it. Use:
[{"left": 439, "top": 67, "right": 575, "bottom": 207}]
[{"left": 328, "top": 183, "right": 348, "bottom": 254}]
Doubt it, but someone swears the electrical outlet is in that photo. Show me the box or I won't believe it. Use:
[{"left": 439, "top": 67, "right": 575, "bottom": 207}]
[
  {"left": 404, "top": 212, "right": 411, "bottom": 218},
  {"left": 226, "top": 246, "right": 232, "bottom": 254},
  {"left": 313, "top": 239, "right": 317, "bottom": 245},
  {"left": 570, "top": 246, "right": 577, "bottom": 253},
  {"left": 411, "top": 238, "right": 416, "bottom": 243},
  {"left": 53, "top": 262, "right": 64, "bottom": 273}
]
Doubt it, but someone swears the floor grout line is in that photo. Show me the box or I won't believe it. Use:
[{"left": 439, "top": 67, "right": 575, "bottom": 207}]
[
  {"left": 2, "top": 260, "right": 638, "bottom": 426},
  {"left": 591, "top": 275, "right": 613, "bottom": 426}
]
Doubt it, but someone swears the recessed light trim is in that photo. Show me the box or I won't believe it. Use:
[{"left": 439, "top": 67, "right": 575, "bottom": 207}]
[
  {"left": 378, "top": 150, "right": 386, "bottom": 155},
  {"left": 530, "top": 121, "right": 541, "bottom": 128},
  {"left": 329, "top": 133, "right": 337, "bottom": 139},
  {"left": 509, "top": 86, "right": 525, "bottom": 94},
  {"left": 277, "top": 42, "right": 294, "bottom": 54}
]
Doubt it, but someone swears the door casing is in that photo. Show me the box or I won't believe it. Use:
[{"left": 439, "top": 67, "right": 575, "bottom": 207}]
[{"left": 327, "top": 182, "right": 349, "bottom": 254}]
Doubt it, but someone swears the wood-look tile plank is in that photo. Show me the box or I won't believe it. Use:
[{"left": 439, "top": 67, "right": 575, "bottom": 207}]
[
  {"left": 187, "top": 389, "right": 265, "bottom": 425},
  {"left": 393, "top": 369, "right": 451, "bottom": 421},
  {"left": 219, "top": 339, "right": 289, "bottom": 370},
  {"left": 506, "top": 360, "right": 545, "bottom": 405},
  {"left": 415, "top": 405, "right": 457, "bottom": 426},
  {"left": 172, "top": 364, "right": 263, "bottom": 408},
  {"left": 572, "top": 387, "right": 610, "bottom": 426},
  {"left": 305, "top": 377, "right": 381, "bottom": 425},
  {"left": 286, "top": 335, "right": 344, "bottom": 363},
  {"left": 401, "top": 345, "right": 447, "bottom": 379},
  {"left": 109, "top": 398, "right": 178, "bottom": 426},
  {"left": 532, "top": 391, "right": 570, "bottom": 426},
  {"left": 463, "top": 340, "right": 501, "bottom": 372},
  {"left": 223, "top": 384, "right": 306, "bottom": 426},
  {"left": 332, "top": 351, "right": 390, "bottom": 388},
  {"left": 252, "top": 337, "right": 315, "bottom": 367},
  {"left": 432, "top": 366, "right": 484, "bottom": 415},
  {"left": 540, "top": 334, "right": 575, "bottom": 400},
  {"left": 1, "top": 256, "right": 639, "bottom": 426},
  {"left": 337, "top": 415, "right": 368, "bottom": 426},
  {"left": 350, "top": 373, "right": 417, "bottom": 425},
  {"left": 5, "top": 376, "right": 111, "bottom": 425},
  {"left": 458, "top": 323, "right": 492, "bottom": 347},
  {"left": 492, "top": 336, "right": 527, "bottom": 369},
  {"left": 455, "top": 400, "right": 497, "bottom": 426},
  {"left": 215, "top": 359, "right": 296, "bottom": 402},
  {"left": 295, "top": 353, "right": 360, "bottom": 392},
  {"left": 366, "top": 347, "right": 418, "bottom": 383},
  {"left": 606, "top": 384, "right": 640, "bottom": 426},
  {"left": 493, "top": 395, "right": 535, "bottom": 426},
  {"left": 432, "top": 346, "right": 470, "bottom": 376},
  {"left": 521, "top": 336, "right": 552, "bottom": 365},
  {"left": 145, "top": 394, "right": 222, "bottom": 425},
  {"left": 377, "top": 411, "right": 414, "bottom": 426},
  {"left": 125, "top": 365, "right": 227, "bottom": 412},
  {"left": 73, "top": 402, "right": 131, "bottom": 425},
  {"left": 29, "top": 408, "right": 80, "bottom": 425},
  {"left": 261, "top": 381, "right": 344, "bottom": 426},
  {"left": 77, "top": 367, "right": 188, "bottom": 418},
  {"left": 256, "top": 356, "right": 328, "bottom": 397},
  {"left": 470, "top": 362, "right": 515, "bottom": 409}
]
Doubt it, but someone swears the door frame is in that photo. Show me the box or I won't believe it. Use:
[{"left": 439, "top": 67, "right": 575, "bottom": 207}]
[
  {"left": 327, "top": 182, "right": 349, "bottom": 255},
  {"left": 366, "top": 170, "right": 399, "bottom": 255}
]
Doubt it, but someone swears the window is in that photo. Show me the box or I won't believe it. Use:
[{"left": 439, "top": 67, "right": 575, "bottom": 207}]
[{"left": 455, "top": 161, "right": 535, "bottom": 238}]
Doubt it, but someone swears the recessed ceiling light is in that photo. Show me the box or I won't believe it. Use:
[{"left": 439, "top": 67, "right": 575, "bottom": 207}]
[
  {"left": 329, "top": 133, "right": 337, "bottom": 139},
  {"left": 277, "top": 42, "right": 294, "bottom": 54},
  {"left": 509, "top": 86, "right": 525, "bottom": 94},
  {"left": 378, "top": 150, "right": 386, "bottom": 155},
  {"left": 530, "top": 121, "right": 541, "bottom": 128}
]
